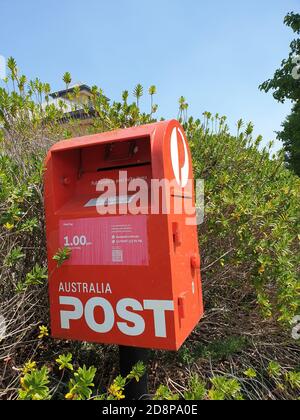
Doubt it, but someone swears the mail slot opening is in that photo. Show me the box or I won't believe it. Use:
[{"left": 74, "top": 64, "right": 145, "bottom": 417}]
[
  {"left": 104, "top": 140, "right": 137, "bottom": 163},
  {"left": 79, "top": 136, "right": 151, "bottom": 175},
  {"left": 49, "top": 137, "right": 152, "bottom": 214}
]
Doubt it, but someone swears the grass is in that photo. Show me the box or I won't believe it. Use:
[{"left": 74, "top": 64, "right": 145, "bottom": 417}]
[{"left": 178, "top": 336, "right": 248, "bottom": 364}]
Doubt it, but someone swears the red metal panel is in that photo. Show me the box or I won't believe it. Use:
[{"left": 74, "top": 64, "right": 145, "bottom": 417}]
[{"left": 44, "top": 120, "right": 204, "bottom": 351}]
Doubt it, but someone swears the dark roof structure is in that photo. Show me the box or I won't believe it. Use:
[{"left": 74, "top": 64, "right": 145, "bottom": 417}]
[
  {"left": 49, "top": 84, "right": 92, "bottom": 99},
  {"left": 47, "top": 84, "right": 110, "bottom": 123}
]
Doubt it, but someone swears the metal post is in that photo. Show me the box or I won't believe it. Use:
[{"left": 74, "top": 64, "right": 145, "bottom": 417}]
[{"left": 119, "top": 346, "right": 150, "bottom": 400}]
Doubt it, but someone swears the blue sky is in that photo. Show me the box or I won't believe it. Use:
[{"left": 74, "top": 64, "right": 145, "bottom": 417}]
[{"left": 0, "top": 0, "right": 298, "bottom": 150}]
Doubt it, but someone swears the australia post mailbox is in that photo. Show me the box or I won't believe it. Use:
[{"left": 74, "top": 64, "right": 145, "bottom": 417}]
[{"left": 44, "top": 120, "right": 203, "bottom": 351}]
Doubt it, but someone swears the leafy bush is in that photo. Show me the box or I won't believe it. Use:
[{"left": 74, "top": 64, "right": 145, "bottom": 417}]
[
  {"left": 19, "top": 366, "right": 50, "bottom": 400},
  {"left": 0, "top": 59, "right": 300, "bottom": 400},
  {"left": 154, "top": 374, "right": 243, "bottom": 401},
  {"left": 157, "top": 362, "right": 300, "bottom": 400},
  {"left": 18, "top": 356, "right": 145, "bottom": 401},
  {"left": 188, "top": 113, "right": 300, "bottom": 324},
  {"left": 178, "top": 336, "right": 248, "bottom": 364},
  {"left": 183, "top": 375, "right": 207, "bottom": 400}
]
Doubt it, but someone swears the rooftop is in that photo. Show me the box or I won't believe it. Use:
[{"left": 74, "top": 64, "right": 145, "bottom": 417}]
[{"left": 49, "top": 84, "right": 92, "bottom": 99}]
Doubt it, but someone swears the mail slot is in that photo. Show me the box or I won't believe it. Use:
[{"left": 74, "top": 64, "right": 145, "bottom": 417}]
[{"left": 44, "top": 120, "right": 204, "bottom": 350}]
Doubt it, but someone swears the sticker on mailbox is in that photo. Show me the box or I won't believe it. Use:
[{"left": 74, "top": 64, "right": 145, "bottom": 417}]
[{"left": 59, "top": 216, "right": 148, "bottom": 266}]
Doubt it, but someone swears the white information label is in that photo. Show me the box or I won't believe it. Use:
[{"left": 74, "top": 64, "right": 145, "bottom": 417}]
[{"left": 84, "top": 195, "right": 136, "bottom": 208}]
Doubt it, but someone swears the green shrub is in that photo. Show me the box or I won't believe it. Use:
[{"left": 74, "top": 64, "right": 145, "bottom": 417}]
[
  {"left": 208, "top": 376, "right": 243, "bottom": 400},
  {"left": 18, "top": 357, "right": 145, "bottom": 401},
  {"left": 153, "top": 385, "right": 180, "bottom": 400},
  {"left": 1, "top": 58, "right": 300, "bottom": 399},
  {"left": 154, "top": 374, "right": 243, "bottom": 401},
  {"left": 178, "top": 336, "right": 248, "bottom": 364},
  {"left": 187, "top": 114, "right": 300, "bottom": 324},
  {"left": 19, "top": 366, "right": 51, "bottom": 400},
  {"left": 184, "top": 375, "right": 207, "bottom": 400}
]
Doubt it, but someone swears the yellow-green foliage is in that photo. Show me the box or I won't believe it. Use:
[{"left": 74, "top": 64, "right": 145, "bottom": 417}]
[
  {"left": 1, "top": 60, "right": 299, "bottom": 327},
  {"left": 18, "top": 356, "right": 145, "bottom": 401},
  {"left": 1, "top": 59, "right": 300, "bottom": 400},
  {"left": 187, "top": 114, "right": 300, "bottom": 323},
  {"left": 156, "top": 362, "right": 300, "bottom": 400}
]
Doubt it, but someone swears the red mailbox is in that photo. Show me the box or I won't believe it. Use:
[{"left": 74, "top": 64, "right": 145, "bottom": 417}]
[{"left": 44, "top": 120, "right": 203, "bottom": 350}]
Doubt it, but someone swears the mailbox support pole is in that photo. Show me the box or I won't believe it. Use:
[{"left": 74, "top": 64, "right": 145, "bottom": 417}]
[{"left": 119, "top": 346, "right": 150, "bottom": 400}]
